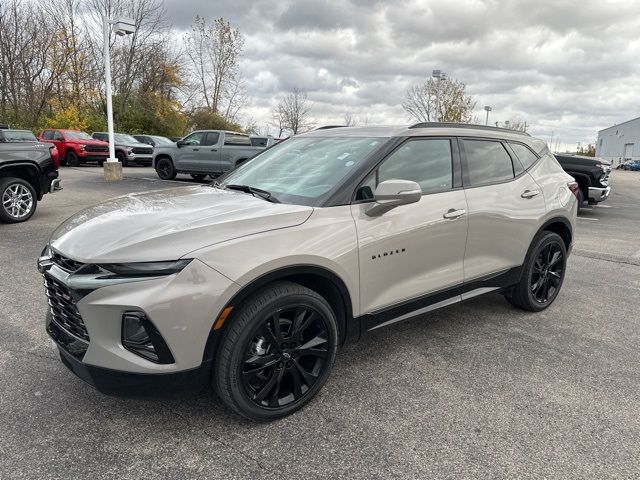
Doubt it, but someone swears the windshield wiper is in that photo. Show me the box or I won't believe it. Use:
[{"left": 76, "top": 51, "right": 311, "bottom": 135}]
[{"left": 225, "top": 184, "right": 280, "bottom": 203}]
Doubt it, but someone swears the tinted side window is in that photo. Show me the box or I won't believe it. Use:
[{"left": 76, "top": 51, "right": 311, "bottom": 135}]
[
  {"left": 464, "top": 140, "right": 514, "bottom": 186},
  {"left": 203, "top": 132, "right": 220, "bottom": 146},
  {"left": 93, "top": 133, "right": 106, "bottom": 141},
  {"left": 224, "top": 133, "right": 251, "bottom": 146},
  {"left": 53, "top": 131, "right": 64, "bottom": 140},
  {"left": 377, "top": 139, "right": 453, "bottom": 194},
  {"left": 42, "top": 130, "right": 54, "bottom": 140},
  {"left": 510, "top": 143, "right": 539, "bottom": 170}
]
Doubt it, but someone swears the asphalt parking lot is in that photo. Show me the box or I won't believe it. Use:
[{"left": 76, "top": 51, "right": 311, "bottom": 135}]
[{"left": 1, "top": 167, "right": 639, "bottom": 479}]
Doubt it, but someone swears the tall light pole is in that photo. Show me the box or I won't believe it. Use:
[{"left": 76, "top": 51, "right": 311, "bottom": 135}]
[
  {"left": 432, "top": 70, "right": 447, "bottom": 122},
  {"left": 102, "top": 16, "right": 136, "bottom": 181},
  {"left": 484, "top": 106, "right": 492, "bottom": 126}
]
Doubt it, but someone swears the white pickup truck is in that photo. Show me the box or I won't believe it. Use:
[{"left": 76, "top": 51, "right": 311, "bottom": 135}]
[{"left": 152, "top": 130, "right": 267, "bottom": 180}]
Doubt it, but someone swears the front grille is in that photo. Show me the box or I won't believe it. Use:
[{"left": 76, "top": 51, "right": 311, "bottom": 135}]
[
  {"left": 44, "top": 275, "right": 90, "bottom": 342},
  {"left": 51, "top": 251, "right": 84, "bottom": 273},
  {"left": 132, "top": 146, "right": 152, "bottom": 155},
  {"left": 85, "top": 145, "right": 108, "bottom": 153}
]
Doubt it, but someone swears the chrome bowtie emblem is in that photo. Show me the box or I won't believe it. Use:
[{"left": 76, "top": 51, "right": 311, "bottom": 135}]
[{"left": 282, "top": 352, "right": 291, "bottom": 359}]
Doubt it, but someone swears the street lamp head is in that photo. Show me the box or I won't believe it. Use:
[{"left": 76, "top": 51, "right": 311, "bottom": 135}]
[
  {"left": 432, "top": 69, "right": 441, "bottom": 78},
  {"left": 113, "top": 17, "right": 136, "bottom": 36},
  {"left": 484, "top": 106, "right": 492, "bottom": 112}
]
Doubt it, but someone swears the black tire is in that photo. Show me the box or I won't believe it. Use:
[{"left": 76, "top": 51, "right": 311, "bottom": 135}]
[
  {"left": 214, "top": 281, "right": 338, "bottom": 421},
  {"left": 576, "top": 188, "right": 584, "bottom": 212},
  {"left": 0, "top": 177, "right": 37, "bottom": 223},
  {"left": 97, "top": 160, "right": 104, "bottom": 167},
  {"left": 66, "top": 150, "right": 80, "bottom": 167},
  {"left": 507, "top": 231, "right": 567, "bottom": 312},
  {"left": 155, "top": 157, "right": 177, "bottom": 180},
  {"left": 190, "top": 173, "right": 207, "bottom": 181},
  {"left": 116, "top": 152, "right": 128, "bottom": 167}
]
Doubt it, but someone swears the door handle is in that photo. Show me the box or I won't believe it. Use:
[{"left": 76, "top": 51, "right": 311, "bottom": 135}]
[
  {"left": 193, "top": 148, "right": 199, "bottom": 151},
  {"left": 443, "top": 208, "right": 466, "bottom": 219},
  {"left": 211, "top": 148, "right": 217, "bottom": 152},
  {"left": 521, "top": 189, "right": 540, "bottom": 199}
]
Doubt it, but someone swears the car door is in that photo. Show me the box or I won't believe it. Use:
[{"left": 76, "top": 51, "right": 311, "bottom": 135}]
[
  {"left": 49, "top": 130, "right": 65, "bottom": 154},
  {"left": 460, "top": 138, "right": 546, "bottom": 282},
  {"left": 177, "top": 132, "right": 206, "bottom": 170},
  {"left": 220, "top": 133, "right": 252, "bottom": 172},
  {"left": 351, "top": 137, "right": 468, "bottom": 325},
  {"left": 190, "top": 132, "right": 221, "bottom": 173}
]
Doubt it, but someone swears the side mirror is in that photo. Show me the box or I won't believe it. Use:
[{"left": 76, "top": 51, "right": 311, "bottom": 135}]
[
  {"left": 365, "top": 179, "right": 422, "bottom": 216},
  {"left": 176, "top": 140, "right": 184, "bottom": 148}
]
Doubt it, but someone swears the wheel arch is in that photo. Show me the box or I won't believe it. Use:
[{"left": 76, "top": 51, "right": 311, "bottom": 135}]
[
  {"left": 0, "top": 162, "right": 42, "bottom": 197},
  {"left": 202, "top": 264, "right": 356, "bottom": 364},
  {"left": 538, "top": 216, "right": 572, "bottom": 250},
  {"left": 567, "top": 171, "right": 590, "bottom": 199}
]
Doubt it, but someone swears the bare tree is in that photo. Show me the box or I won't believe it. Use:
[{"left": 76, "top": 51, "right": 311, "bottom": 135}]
[
  {"left": 403, "top": 77, "right": 475, "bottom": 123},
  {"left": 343, "top": 111, "right": 357, "bottom": 126},
  {"left": 273, "top": 88, "right": 313, "bottom": 135},
  {"left": 184, "top": 16, "right": 245, "bottom": 120}
]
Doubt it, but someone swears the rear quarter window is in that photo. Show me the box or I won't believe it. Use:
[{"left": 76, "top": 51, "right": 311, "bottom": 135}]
[
  {"left": 224, "top": 134, "right": 251, "bottom": 146},
  {"left": 510, "top": 142, "right": 539, "bottom": 170}
]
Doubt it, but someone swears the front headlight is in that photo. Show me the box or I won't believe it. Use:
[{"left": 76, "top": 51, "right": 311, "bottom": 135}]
[
  {"left": 79, "top": 144, "right": 86, "bottom": 151},
  {"left": 99, "top": 259, "right": 192, "bottom": 277},
  {"left": 126, "top": 147, "right": 134, "bottom": 154}
]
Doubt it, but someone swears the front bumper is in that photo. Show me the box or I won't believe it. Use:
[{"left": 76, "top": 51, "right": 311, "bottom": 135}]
[
  {"left": 588, "top": 186, "right": 611, "bottom": 203},
  {"left": 41, "top": 255, "right": 239, "bottom": 389},
  {"left": 125, "top": 154, "right": 153, "bottom": 164},
  {"left": 53, "top": 338, "right": 211, "bottom": 395}
]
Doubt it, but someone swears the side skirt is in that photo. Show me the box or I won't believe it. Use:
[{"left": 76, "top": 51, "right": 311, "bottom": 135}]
[{"left": 359, "top": 266, "right": 522, "bottom": 333}]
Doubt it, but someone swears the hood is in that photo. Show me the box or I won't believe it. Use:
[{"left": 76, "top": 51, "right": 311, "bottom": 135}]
[{"left": 50, "top": 186, "right": 313, "bottom": 263}]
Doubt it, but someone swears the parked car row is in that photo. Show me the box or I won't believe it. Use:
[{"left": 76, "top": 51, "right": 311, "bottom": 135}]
[{"left": 617, "top": 159, "right": 640, "bottom": 171}]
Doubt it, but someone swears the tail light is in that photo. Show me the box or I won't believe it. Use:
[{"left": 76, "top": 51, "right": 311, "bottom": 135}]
[
  {"left": 567, "top": 181, "right": 580, "bottom": 198},
  {"left": 50, "top": 146, "right": 60, "bottom": 169}
]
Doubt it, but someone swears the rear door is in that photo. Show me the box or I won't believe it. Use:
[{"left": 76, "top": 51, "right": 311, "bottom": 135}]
[
  {"left": 460, "top": 138, "right": 546, "bottom": 282},
  {"left": 351, "top": 137, "right": 468, "bottom": 323},
  {"left": 220, "top": 133, "right": 252, "bottom": 171}
]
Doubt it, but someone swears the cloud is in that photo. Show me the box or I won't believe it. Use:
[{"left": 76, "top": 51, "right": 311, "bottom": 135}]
[{"left": 164, "top": 0, "right": 640, "bottom": 146}]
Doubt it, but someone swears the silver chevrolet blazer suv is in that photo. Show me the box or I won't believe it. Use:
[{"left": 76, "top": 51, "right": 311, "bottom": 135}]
[{"left": 38, "top": 123, "right": 578, "bottom": 420}]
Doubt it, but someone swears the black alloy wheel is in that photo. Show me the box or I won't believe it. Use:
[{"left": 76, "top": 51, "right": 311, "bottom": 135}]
[
  {"left": 116, "top": 152, "right": 128, "bottom": 167},
  {"left": 215, "top": 282, "right": 338, "bottom": 420},
  {"left": 530, "top": 242, "right": 564, "bottom": 304},
  {"left": 506, "top": 231, "right": 567, "bottom": 312},
  {"left": 155, "top": 158, "right": 176, "bottom": 180},
  {"left": 66, "top": 150, "right": 80, "bottom": 167},
  {"left": 241, "top": 305, "right": 330, "bottom": 408}
]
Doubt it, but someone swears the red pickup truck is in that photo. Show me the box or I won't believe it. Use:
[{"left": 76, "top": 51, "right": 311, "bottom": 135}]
[{"left": 38, "top": 129, "right": 109, "bottom": 166}]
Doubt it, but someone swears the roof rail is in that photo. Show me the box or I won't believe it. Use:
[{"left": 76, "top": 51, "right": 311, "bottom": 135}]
[
  {"left": 315, "top": 125, "right": 347, "bottom": 130},
  {"left": 409, "top": 122, "right": 530, "bottom": 136}
]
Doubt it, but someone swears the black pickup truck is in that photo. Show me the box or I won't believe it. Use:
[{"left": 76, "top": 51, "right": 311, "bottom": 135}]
[
  {"left": 0, "top": 128, "right": 61, "bottom": 223},
  {"left": 554, "top": 154, "right": 611, "bottom": 209}
]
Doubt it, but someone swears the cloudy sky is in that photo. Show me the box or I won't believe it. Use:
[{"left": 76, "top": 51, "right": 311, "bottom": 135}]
[{"left": 165, "top": 0, "right": 640, "bottom": 149}]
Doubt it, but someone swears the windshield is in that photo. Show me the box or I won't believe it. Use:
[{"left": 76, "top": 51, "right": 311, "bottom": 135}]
[
  {"left": 2, "top": 130, "right": 36, "bottom": 142},
  {"left": 65, "top": 131, "right": 92, "bottom": 140},
  {"left": 221, "top": 136, "right": 384, "bottom": 205},
  {"left": 115, "top": 133, "right": 138, "bottom": 144},
  {"left": 151, "top": 135, "right": 173, "bottom": 145}
]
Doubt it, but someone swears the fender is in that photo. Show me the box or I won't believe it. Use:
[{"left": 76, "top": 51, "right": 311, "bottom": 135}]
[{"left": 201, "top": 264, "right": 357, "bottom": 365}]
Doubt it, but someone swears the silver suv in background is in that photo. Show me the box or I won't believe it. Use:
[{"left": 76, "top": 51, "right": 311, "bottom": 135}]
[
  {"left": 152, "top": 130, "right": 267, "bottom": 181},
  {"left": 39, "top": 123, "right": 577, "bottom": 420}
]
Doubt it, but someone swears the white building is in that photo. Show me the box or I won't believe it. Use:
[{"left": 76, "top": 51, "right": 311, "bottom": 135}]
[{"left": 596, "top": 116, "right": 640, "bottom": 166}]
